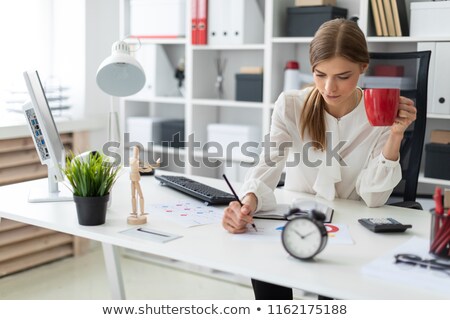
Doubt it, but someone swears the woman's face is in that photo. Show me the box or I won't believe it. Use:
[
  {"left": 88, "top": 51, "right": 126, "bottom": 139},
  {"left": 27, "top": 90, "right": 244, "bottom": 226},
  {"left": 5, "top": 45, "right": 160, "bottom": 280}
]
[{"left": 313, "top": 56, "right": 367, "bottom": 110}]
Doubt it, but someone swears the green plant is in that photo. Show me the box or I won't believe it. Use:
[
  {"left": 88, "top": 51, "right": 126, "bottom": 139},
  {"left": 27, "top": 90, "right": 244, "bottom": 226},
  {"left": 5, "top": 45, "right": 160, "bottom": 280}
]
[{"left": 62, "top": 152, "right": 121, "bottom": 197}]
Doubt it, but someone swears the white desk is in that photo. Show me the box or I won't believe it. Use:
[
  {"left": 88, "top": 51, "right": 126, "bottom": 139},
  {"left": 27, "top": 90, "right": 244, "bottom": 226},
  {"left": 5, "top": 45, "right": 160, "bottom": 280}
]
[{"left": 0, "top": 174, "right": 446, "bottom": 299}]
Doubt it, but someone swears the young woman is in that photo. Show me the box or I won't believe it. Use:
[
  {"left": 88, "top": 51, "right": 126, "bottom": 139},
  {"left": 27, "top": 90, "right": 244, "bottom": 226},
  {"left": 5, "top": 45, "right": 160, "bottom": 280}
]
[{"left": 221, "top": 19, "right": 417, "bottom": 299}]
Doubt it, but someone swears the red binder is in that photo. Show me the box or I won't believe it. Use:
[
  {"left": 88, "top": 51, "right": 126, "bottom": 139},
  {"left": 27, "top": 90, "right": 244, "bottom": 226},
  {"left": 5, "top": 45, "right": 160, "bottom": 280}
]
[
  {"left": 191, "top": 0, "right": 198, "bottom": 44},
  {"left": 197, "top": 0, "right": 208, "bottom": 45}
]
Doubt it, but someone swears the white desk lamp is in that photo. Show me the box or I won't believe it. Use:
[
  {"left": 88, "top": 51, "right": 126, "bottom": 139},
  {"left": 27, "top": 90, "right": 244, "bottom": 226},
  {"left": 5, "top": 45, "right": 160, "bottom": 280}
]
[{"left": 96, "top": 40, "right": 145, "bottom": 149}]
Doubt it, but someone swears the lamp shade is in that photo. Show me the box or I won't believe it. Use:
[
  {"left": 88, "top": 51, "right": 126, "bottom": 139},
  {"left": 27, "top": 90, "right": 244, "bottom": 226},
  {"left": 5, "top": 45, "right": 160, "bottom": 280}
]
[{"left": 96, "top": 41, "right": 146, "bottom": 97}]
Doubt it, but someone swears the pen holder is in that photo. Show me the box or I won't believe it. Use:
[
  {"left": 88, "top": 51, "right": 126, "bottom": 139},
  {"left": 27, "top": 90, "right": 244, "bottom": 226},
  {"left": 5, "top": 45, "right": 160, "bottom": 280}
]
[{"left": 429, "top": 208, "right": 450, "bottom": 260}]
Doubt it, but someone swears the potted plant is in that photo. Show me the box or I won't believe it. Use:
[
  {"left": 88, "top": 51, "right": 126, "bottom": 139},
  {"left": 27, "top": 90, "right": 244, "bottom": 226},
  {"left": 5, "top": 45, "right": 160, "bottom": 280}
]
[{"left": 62, "top": 151, "right": 121, "bottom": 226}]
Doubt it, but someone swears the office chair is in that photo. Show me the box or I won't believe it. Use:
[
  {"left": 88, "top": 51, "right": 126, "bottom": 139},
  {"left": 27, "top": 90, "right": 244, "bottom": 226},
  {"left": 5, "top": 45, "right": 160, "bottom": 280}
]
[{"left": 366, "top": 51, "right": 431, "bottom": 210}]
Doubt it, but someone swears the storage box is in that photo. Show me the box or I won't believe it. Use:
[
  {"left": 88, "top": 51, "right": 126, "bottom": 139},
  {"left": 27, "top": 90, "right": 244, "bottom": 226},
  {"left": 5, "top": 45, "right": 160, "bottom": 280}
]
[
  {"left": 235, "top": 74, "right": 263, "bottom": 102},
  {"left": 127, "top": 117, "right": 184, "bottom": 147},
  {"left": 295, "top": 0, "right": 336, "bottom": 6},
  {"left": 286, "top": 6, "right": 347, "bottom": 37},
  {"left": 133, "top": 44, "right": 180, "bottom": 98},
  {"left": 160, "top": 120, "right": 185, "bottom": 148},
  {"left": 425, "top": 143, "right": 450, "bottom": 180},
  {"left": 130, "top": 0, "right": 186, "bottom": 37},
  {"left": 207, "top": 124, "right": 260, "bottom": 159},
  {"left": 410, "top": 2, "right": 450, "bottom": 37},
  {"left": 431, "top": 130, "right": 450, "bottom": 144},
  {"left": 127, "top": 117, "right": 165, "bottom": 147}
]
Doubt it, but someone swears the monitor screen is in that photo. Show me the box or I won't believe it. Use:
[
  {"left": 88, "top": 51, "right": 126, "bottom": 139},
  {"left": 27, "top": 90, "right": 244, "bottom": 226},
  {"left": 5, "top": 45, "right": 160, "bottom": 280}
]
[{"left": 23, "top": 70, "right": 71, "bottom": 202}]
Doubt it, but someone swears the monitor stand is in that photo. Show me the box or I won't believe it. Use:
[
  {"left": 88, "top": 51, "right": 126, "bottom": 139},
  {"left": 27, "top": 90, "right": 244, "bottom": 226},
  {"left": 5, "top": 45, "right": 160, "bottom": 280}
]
[{"left": 28, "top": 167, "right": 73, "bottom": 203}]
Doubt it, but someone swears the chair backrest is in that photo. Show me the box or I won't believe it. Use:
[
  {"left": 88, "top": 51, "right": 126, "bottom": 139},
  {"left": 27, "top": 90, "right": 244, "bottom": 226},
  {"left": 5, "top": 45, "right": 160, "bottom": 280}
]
[{"left": 365, "top": 51, "right": 431, "bottom": 202}]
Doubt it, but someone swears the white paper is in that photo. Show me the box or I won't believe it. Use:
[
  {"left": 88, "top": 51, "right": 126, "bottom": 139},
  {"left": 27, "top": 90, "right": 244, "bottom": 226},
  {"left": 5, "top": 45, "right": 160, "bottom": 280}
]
[
  {"left": 254, "top": 200, "right": 334, "bottom": 223},
  {"left": 120, "top": 227, "right": 182, "bottom": 243},
  {"left": 146, "top": 200, "right": 223, "bottom": 228},
  {"left": 362, "top": 237, "right": 450, "bottom": 294},
  {"left": 325, "top": 223, "right": 354, "bottom": 245},
  {"left": 232, "top": 221, "right": 353, "bottom": 245}
]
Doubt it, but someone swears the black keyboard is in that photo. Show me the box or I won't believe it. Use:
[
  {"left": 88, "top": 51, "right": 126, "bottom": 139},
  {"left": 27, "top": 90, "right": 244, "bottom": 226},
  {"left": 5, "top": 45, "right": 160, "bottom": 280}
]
[{"left": 155, "top": 175, "right": 235, "bottom": 205}]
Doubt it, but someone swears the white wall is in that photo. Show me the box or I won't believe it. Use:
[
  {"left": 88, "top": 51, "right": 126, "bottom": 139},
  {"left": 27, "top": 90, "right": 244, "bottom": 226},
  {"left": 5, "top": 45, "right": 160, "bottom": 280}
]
[
  {"left": 53, "top": 0, "right": 85, "bottom": 119},
  {"left": 52, "top": 0, "right": 120, "bottom": 150},
  {"left": 0, "top": 0, "right": 52, "bottom": 91},
  {"left": 84, "top": 0, "right": 120, "bottom": 150}
]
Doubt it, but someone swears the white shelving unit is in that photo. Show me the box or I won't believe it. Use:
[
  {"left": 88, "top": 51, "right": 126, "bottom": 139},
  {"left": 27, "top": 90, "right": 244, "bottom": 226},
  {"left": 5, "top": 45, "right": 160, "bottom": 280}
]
[{"left": 119, "top": 0, "right": 450, "bottom": 189}]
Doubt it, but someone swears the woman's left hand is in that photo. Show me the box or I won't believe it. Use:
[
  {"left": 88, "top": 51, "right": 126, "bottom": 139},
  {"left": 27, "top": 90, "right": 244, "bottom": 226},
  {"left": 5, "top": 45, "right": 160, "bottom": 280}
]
[{"left": 391, "top": 96, "right": 417, "bottom": 135}]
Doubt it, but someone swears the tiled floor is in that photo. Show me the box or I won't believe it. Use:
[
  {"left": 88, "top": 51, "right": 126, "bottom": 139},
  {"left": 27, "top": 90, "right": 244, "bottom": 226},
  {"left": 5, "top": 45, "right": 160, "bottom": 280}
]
[{"left": 0, "top": 242, "right": 254, "bottom": 300}]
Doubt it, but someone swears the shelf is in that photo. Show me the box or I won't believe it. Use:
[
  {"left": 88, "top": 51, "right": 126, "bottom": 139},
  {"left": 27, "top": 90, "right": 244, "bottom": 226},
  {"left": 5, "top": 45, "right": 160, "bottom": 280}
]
[
  {"left": 418, "top": 173, "right": 450, "bottom": 187},
  {"left": 427, "top": 113, "right": 450, "bottom": 120},
  {"left": 133, "top": 144, "right": 256, "bottom": 164},
  {"left": 192, "top": 99, "right": 264, "bottom": 109},
  {"left": 273, "top": 36, "right": 450, "bottom": 44},
  {"left": 124, "top": 96, "right": 186, "bottom": 104},
  {"left": 119, "top": 0, "right": 450, "bottom": 182},
  {"left": 366, "top": 37, "right": 419, "bottom": 43},
  {"left": 0, "top": 116, "right": 103, "bottom": 140},
  {"left": 380, "top": 36, "right": 450, "bottom": 43},
  {"left": 151, "top": 145, "right": 186, "bottom": 156},
  {"left": 126, "top": 38, "right": 186, "bottom": 45},
  {"left": 367, "top": 36, "right": 450, "bottom": 43},
  {"left": 272, "top": 37, "right": 313, "bottom": 44},
  {"left": 192, "top": 44, "right": 265, "bottom": 51},
  {"left": 191, "top": 150, "right": 256, "bottom": 164}
]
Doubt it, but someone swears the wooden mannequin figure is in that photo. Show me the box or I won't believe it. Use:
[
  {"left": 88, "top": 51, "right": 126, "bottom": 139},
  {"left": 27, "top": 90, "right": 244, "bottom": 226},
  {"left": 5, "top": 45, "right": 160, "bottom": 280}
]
[{"left": 127, "top": 146, "right": 160, "bottom": 225}]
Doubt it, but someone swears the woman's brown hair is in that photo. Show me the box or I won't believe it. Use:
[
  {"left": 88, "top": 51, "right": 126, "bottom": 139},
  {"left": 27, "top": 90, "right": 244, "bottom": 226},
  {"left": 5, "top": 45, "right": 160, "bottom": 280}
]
[{"left": 300, "top": 19, "right": 369, "bottom": 150}]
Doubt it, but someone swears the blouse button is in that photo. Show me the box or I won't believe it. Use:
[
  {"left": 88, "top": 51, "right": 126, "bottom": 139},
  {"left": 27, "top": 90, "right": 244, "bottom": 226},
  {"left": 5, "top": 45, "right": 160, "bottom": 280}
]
[{"left": 381, "top": 160, "right": 386, "bottom": 164}]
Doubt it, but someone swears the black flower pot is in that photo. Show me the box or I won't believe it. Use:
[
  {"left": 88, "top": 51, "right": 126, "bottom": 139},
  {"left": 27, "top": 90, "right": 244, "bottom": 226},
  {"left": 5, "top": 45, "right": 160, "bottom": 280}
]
[{"left": 73, "top": 194, "right": 110, "bottom": 226}]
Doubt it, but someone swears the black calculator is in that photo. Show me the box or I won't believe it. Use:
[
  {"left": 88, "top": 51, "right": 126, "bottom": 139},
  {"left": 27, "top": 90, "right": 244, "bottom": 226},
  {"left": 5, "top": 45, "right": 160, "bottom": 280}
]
[{"left": 358, "top": 218, "right": 412, "bottom": 233}]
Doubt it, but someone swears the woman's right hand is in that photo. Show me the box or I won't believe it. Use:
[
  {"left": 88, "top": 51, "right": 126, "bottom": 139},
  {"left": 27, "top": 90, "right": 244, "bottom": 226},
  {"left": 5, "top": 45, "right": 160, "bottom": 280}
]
[{"left": 222, "top": 193, "right": 257, "bottom": 234}]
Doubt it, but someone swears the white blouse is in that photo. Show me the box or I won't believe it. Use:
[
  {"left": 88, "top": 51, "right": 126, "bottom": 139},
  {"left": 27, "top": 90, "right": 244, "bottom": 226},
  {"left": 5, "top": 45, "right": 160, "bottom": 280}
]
[{"left": 241, "top": 87, "right": 402, "bottom": 211}]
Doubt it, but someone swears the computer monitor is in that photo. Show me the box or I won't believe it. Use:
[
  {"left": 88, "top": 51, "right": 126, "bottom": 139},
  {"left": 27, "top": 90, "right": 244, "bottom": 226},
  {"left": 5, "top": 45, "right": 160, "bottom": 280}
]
[{"left": 22, "top": 70, "right": 72, "bottom": 202}]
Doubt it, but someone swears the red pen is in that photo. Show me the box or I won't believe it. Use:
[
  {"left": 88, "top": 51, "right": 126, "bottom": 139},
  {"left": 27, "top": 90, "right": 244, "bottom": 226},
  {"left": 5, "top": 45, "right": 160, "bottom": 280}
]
[
  {"left": 432, "top": 187, "right": 443, "bottom": 250},
  {"left": 433, "top": 224, "right": 450, "bottom": 255},
  {"left": 431, "top": 208, "right": 450, "bottom": 253},
  {"left": 434, "top": 187, "right": 443, "bottom": 215}
]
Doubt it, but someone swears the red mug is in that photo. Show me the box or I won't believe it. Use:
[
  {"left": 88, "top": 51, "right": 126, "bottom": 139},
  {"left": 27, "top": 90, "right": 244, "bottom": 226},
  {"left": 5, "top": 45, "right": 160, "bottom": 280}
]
[{"left": 364, "top": 88, "right": 400, "bottom": 126}]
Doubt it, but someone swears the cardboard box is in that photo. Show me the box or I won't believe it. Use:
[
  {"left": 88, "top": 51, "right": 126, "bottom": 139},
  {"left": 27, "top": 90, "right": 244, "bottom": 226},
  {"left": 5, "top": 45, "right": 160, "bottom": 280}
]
[
  {"left": 286, "top": 6, "right": 347, "bottom": 37},
  {"left": 430, "top": 130, "right": 450, "bottom": 144},
  {"left": 295, "top": 0, "right": 336, "bottom": 6},
  {"left": 410, "top": 2, "right": 450, "bottom": 37},
  {"left": 425, "top": 143, "right": 450, "bottom": 180}
]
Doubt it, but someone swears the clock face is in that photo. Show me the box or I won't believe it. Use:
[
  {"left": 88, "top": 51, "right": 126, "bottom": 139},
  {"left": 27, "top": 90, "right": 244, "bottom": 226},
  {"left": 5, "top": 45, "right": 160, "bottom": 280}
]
[{"left": 281, "top": 217, "right": 327, "bottom": 260}]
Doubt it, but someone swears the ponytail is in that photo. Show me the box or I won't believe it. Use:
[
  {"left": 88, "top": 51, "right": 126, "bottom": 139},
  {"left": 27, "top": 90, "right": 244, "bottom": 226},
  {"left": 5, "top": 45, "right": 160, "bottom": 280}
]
[{"left": 300, "top": 88, "right": 326, "bottom": 151}]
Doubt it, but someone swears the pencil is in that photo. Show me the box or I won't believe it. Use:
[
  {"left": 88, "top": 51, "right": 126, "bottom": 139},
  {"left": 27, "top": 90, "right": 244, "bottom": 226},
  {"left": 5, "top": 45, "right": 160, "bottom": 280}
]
[{"left": 222, "top": 174, "right": 258, "bottom": 232}]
